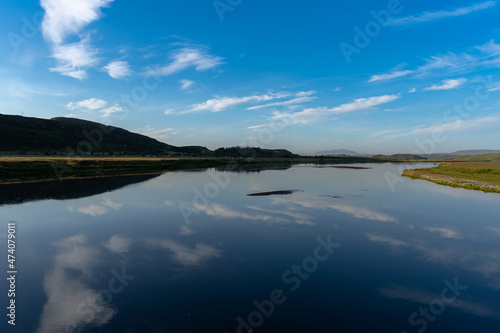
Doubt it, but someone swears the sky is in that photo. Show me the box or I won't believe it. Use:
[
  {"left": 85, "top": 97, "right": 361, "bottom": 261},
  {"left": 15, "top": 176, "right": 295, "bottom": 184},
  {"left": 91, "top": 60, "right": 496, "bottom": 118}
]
[{"left": 1, "top": 0, "right": 500, "bottom": 154}]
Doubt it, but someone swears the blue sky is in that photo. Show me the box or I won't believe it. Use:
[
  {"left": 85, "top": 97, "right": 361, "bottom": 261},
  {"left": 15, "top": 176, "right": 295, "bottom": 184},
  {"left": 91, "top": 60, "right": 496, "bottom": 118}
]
[{"left": 1, "top": 0, "right": 500, "bottom": 154}]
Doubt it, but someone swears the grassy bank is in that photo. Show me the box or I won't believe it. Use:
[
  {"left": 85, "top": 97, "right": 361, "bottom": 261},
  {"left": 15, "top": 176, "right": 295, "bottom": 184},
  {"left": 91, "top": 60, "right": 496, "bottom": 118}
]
[
  {"left": 402, "top": 162, "right": 500, "bottom": 194},
  {"left": 0, "top": 156, "right": 388, "bottom": 184}
]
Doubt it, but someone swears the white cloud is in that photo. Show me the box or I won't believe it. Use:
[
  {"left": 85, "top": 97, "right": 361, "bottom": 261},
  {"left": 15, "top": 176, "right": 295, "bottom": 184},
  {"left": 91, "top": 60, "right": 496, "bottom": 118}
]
[
  {"left": 37, "top": 268, "right": 115, "bottom": 333},
  {"left": 68, "top": 204, "right": 108, "bottom": 216},
  {"left": 149, "top": 47, "right": 224, "bottom": 76},
  {"left": 366, "top": 234, "right": 408, "bottom": 246},
  {"left": 375, "top": 115, "right": 500, "bottom": 141},
  {"left": 136, "top": 125, "right": 176, "bottom": 141},
  {"left": 100, "top": 104, "right": 124, "bottom": 117},
  {"left": 103, "top": 61, "right": 132, "bottom": 79},
  {"left": 408, "top": 87, "right": 417, "bottom": 93},
  {"left": 182, "top": 92, "right": 291, "bottom": 113},
  {"left": 423, "top": 78, "right": 467, "bottom": 91},
  {"left": 67, "top": 198, "right": 122, "bottom": 216},
  {"left": 423, "top": 227, "right": 462, "bottom": 239},
  {"left": 390, "top": 1, "right": 496, "bottom": 26},
  {"left": 49, "top": 38, "right": 99, "bottom": 80},
  {"left": 370, "top": 40, "right": 500, "bottom": 81},
  {"left": 368, "top": 70, "right": 414, "bottom": 83},
  {"left": 66, "top": 98, "right": 108, "bottom": 110},
  {"left": 41, "top": 0, "right": 112, "bottom": 79},
  {"left": 104, "top": 235, "right": 132, "bottom": 253},
  {"left": 145, "top": 238, "right": 222, "bottom": 266},
  {"left": 41, "top": 0, "right": 114, "bottom": 45},
  {"left": 180, "top": 79, "right": 195, "bottom": 90},
  {"left": 247, "top": 93, "right": 317, "bottom": 110},
  {"left": 271, "top": 94, "right": 400, "bottom": 124},
  {"left": 487, "top": 85, "right": 500, "bottom": 92}
]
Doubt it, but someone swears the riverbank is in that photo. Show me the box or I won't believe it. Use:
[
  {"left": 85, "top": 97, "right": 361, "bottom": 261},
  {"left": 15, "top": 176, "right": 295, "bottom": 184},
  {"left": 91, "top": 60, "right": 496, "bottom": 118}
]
[
  {"left": 0, "top": 156, "right": 390, "bottom": 184},
  {"left": 403, "top": 162, "right": 500, "bottom": 194}
]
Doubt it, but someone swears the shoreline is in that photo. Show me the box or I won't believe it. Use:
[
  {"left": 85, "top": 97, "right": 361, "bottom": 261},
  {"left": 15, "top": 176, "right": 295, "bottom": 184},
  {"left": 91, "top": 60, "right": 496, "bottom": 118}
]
[
  {"left": 403, "top": 162, "right": 500, "bottom": 194},
  {"left": 0, "top": 156, "right": 400, "bottom": 184}
]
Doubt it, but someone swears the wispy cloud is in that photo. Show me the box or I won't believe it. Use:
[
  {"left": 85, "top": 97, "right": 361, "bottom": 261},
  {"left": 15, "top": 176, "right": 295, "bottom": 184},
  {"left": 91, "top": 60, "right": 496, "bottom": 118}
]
[
  {"left": 180, "top": 79, "right": 195, "bottom": 90},
  {"left": 103, "top": 61, "right": 132, "bottom": 79},
  {"left": 49, "top": 38, "right": 99, "bottom": 80},
  {"left": 423, "top": 78, "right": 467, "bottom": 91},
  {"left": 370, "top": 40, "right": 500, "bottom": 81},
  {"left": 247, "top": 91, "right": 317, "bottom": 110},
  {"left": 390, "top": 1, "right": 496, "bottom": 26},
  {"left": 270, "top": 94, "right": 400, "bottom": 124},
  {"left": 366, "top": 234, "right": 408, "bottom": 246},
  {"left": 67, "top": 98, "right": 108, "bottom": 110},
  {"left": 136, "top": 125, "right": 176, "bottom": 141},
  {"left": 145, "top": 238, "right": 222, "bottom": 266},
  {"left": 148, "top": 47, "right": 224, "bottom": 76},
  {"left": 372, "top": 115, "right": 500, "bottom": 141},
  {"left": 100, "top": 104, "right": 124, "bottom": 117},
  {"left": 423, "top": 227, "right": 462, "bottom": 239},
  {"left": 181, "top": 92, "right": 291, "bottom": 114},
  {"left": 368, "top": 70, "right": 414, "bottom": 83}
]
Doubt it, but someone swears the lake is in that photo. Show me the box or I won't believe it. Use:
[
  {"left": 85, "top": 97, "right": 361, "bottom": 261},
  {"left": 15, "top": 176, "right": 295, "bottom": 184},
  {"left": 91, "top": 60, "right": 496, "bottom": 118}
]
[{"left": 2, "top": 163, "right": 500, "bottom": 333}]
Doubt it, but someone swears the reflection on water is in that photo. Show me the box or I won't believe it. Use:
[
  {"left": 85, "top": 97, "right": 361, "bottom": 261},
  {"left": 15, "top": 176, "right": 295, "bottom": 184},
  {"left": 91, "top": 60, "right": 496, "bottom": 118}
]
[
  {"left": 0, "top": 174, "right": 161, "bottom": 206},
  {"left": 2, "top": 163, "right": 500, "bottom": 332}
]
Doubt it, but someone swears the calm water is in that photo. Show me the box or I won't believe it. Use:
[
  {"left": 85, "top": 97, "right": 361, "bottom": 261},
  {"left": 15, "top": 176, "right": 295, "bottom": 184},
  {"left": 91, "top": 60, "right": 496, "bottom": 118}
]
[{"left": 2, "top": 163, "right": 500, "bottom": 333}]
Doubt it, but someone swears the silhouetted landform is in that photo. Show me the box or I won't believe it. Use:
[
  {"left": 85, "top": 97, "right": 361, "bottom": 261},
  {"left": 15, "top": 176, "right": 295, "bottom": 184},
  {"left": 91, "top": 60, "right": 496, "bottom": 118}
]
[
  {"left": 451, "top": 149, "right": 500, "bottom": 156},
  {"left": 0, "top": 114, "right": 298, "bottom": 159},
  {"left": 0, "top": 174, "right": 161, "bottom": 206},
  {"left": 216, "top": 164, "right": 293, "bottom": 173},
  {"left": 313, "top": 166, "right": 372, "bottom": 170},
  {"left": 445, "top": 153, "right": 500, "bottom": 162},
  {"left": 314, "top": 149, "right": 362, "bottom": 156},
  {"left": 371, "top": 154, "right": 428, "bottom": 161},
  {"left": 247, "top": 190, "right": 301, "bottom": 196},
  {"left": 214, "top": 146, "right": 298, "bottom": 158}
]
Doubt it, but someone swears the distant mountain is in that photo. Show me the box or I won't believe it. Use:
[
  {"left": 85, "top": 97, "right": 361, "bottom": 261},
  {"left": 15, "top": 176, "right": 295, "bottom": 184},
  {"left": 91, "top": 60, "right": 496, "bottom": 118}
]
[
  {"left": 0, "top": 114, "right": 210, "bottom": 156},
  {"left": 315, "top": 149, "right": 361, "bottom": 156},
  {"left": 451, "top": 149, "right": 500, "bottom": 156}
]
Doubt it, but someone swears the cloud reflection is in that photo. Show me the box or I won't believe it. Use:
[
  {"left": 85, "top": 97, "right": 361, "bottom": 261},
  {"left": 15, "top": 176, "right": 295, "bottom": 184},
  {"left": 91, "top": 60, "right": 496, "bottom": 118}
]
[
  {"left": 38, "top": 235, "right": 115, "bottom": 333},
  {"left": 145, "top": 238, "right": 222, "bottom": 266}
]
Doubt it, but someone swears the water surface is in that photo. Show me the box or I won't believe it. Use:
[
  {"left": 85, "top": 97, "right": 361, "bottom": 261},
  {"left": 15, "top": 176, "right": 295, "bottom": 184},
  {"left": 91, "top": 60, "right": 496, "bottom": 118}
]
[{"left": 2, "top": 163, "right": 500, "bottom": 333}]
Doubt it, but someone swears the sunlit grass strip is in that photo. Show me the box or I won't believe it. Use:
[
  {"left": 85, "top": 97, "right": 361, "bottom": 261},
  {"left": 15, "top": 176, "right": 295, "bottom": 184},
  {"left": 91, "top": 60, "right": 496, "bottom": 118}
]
[{"left": 403, "top": 162, "right": 500, "bottom": 194}]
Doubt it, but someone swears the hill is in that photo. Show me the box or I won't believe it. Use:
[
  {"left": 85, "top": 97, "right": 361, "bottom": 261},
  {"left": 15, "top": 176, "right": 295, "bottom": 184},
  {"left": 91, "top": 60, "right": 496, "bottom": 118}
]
[
  {"left": 0, "top": 114, "right": 210, "bottom": 157},
  {"left": 0, "top": 114, "right": 300, "bottom": 159},
  {"left": 370, "top": 154, "right": 427, "bottom": 161},
  {"left": 450, "top": 149, "right": 500, "bottom": 156},
  {"left": 315, "top": 149, "right": 361, "bottom": 156},
  {"left": 446, "top": 153, "right": 500, "bottom": 162}
]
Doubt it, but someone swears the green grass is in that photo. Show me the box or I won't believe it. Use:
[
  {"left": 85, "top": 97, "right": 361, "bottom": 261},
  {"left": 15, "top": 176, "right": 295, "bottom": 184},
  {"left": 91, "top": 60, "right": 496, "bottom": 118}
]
[{"left": 403, "top": 162, "right": 500, "bottom": 194}]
